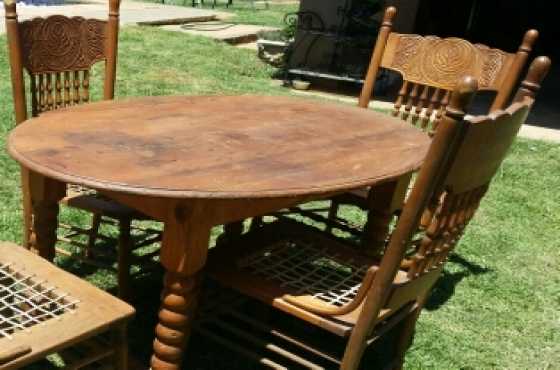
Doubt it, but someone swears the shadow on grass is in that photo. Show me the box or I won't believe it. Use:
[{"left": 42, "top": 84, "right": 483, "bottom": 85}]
[{"left": 424, "top": 253, "right": 491, "bottom": 311}]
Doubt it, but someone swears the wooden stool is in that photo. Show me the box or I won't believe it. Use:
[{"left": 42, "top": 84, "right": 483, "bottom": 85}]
[{"left": 0, "top": 242, "right": 134, "bottom": 369}]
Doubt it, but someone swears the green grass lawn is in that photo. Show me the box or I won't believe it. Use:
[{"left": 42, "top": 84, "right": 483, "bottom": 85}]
[{"left": 1, "top": 20, "right": 559, "bottom": 370}]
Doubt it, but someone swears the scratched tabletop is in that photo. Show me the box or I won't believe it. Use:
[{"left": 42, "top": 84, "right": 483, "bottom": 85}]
[{"left": 8, "top": 95, "right": 430, "bottom": 199}]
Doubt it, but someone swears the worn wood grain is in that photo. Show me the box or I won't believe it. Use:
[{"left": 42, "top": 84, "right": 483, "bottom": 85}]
[{"left": 8, "top": 95, "right": 430, "bottom": 199}]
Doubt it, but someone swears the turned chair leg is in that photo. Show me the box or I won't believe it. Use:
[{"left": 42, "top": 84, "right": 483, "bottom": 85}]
[
  {"left": 113, "top": 322, "right": 129, "bottom": 370},
  {"left": 325, "top": 199, "right": 340, "bottom": 233},
  {"left": 85, "top": 213, "right": 102, "bottom": 259},
  {"left": 393, "top": 303, "right": 425, "bottom": 370},
  {"left": 393, "top": 314, "right": 417, "bottom": 369},
  {"left": 21, "top": 168, "right": 34, "bottom": 250},
  {"left": 249, "top": 216, "right": 263, "bottom": 231},
  {"left": 117, "top": 218, "right": 132, "bottom": 300},
  {"left": 22, "top": 190, "right": 33, "bottom": 249}
]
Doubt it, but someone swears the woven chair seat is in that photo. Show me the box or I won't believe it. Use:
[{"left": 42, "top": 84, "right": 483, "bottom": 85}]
[
  {"left": 207, "top": 220, "right": 420, "bottom": 337},
  {"left": 0, "top": 242, "right": 134, "bottom": 369}
]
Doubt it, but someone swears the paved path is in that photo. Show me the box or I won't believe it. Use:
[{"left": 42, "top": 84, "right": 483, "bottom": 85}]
[
  {"left": 0, "top": 0, "right": 218, "bottom": 33},
  {"left": 161, "top": 22, "right": 276, "bottom": 44}
]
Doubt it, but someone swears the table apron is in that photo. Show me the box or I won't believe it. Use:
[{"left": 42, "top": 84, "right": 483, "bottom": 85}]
[{"left": 99, "top": 190, "right": 341, "bottom": 226}]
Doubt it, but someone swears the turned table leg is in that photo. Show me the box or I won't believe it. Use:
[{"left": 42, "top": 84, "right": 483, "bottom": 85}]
[
  {"left": 151, "top": 271, "right": 202, "bottom": 369},
  {"left": 151, "top": 203, "right": 212, "bottom": 369},
  {"left": 28, "top": 172, "right": 66, "bottom": 261}
]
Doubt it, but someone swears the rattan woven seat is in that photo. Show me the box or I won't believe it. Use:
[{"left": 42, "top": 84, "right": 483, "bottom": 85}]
[
  {"left": 208, "top": 220, "right": 422, "bottom": 338},
  {"left": 0, "top": 242, "right": 134, "bottom": 369}
]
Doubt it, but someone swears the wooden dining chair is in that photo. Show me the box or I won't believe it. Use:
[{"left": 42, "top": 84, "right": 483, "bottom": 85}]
[
  {"left": 3, "top": 0, "right": 161, "bottom": 299},
  {"left": 197, "top": 57, "right": 550, "bottom": 369},
  {"left": 320, "top": 6, "right": 539, "bottom": 240},
  {"left": 0, "top": 242, "right": 134, "bottom": 369}
]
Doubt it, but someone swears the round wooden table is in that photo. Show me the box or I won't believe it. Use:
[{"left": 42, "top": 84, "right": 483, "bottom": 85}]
[{"left": 8, "top": 95, "right": 430, "bottom": 369}]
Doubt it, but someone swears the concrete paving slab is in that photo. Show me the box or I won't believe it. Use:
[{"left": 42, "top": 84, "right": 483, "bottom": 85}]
[
  {"left": 161, "top": 22, "right": 277, "bottom": 44},
  {"left": 518, "top": 124, "right": 560, "bottom": 143},
  {"left": 0, "top": 0, "right": 218, "bottom": 33},
  {"left": 236, "top": 41, "right": 258, "bottom": 50}
]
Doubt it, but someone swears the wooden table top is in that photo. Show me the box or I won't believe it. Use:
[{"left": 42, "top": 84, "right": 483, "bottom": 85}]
[{"left": 8, "top": 95, "right": 430, "bottom": 199}]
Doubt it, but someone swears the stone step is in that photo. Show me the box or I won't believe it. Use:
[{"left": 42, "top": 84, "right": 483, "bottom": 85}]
[{"left": 161, "top": 22, "right": 278, "bottom": 45}]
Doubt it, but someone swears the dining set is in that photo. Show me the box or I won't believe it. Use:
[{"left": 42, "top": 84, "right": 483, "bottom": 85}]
[{"left": 0, "top": 0, "right": 552, "bottom": 369}]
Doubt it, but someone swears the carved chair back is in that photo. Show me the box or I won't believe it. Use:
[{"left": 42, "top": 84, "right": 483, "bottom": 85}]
[
  {"left": 4, "top": 0, "right": 121, "bottom": 125},
  {"left": 342, "top": 57, "right": 550, "bottom": 368},
  {"left": 359, "top": 7, "right": 538, "bottom": 135}
]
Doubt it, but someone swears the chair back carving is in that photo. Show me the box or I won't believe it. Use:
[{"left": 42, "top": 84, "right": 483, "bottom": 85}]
[
  {"left": 406, "top": 56, "right": 550, "bottom": 283},
  {"left": 359, "top": 7, "right": 538, "bottom": 134},
  {"left": 382, "top": 96, "right": 534, "bottom": 336},
  {"left": 3, "top": 0, "right": 121, "bottom": 124},
  {"left": 343, "top": 57, "right": 550, "bottom": 364}
]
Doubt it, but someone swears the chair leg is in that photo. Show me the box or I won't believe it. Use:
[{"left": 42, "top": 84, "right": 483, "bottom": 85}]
[
  {"left": 117, "top": 218, "right": 132, "bottom": 300},
  {"left": 391, "top": 307, "right": 422, "bottom": 370},
  {"left": 340, "top": 305, "right": 421, "bottom": 370},
  {"left": 85, "top": 213, "right": 102, "bottom": 259},
  {"left": 216, "top": 221, "right": 244, "bottom": 246},
  {"left": 21, "top": 169, "right": 33, "bottom": 250},
  {"left": 112, "top": 322, "right": 129, "bottom": 370},
  {"left": 393, "top": 295, "right": 430, "bottom": 370},
  {"left": 249, "top": 216, "right": 263, "bottom": 231},
  {"left": 325, "top": 199, "right": 339, "bottom": 233},
  {"left": 340, "top": 340, "right": 366, "bottom": 370},
  {"left": 22, "top": 193, "right": 33, "bottom": 249}
]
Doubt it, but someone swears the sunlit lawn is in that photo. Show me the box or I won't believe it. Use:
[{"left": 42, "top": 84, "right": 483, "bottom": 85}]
[{"left": 0, "top": 7, "right": 559, "bottom": 369}]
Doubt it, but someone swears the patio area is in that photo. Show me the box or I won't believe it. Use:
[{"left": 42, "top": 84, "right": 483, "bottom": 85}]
[
  {"left": 0, "top": 1, "right": 558, "bottom": 369},
  {"left": 0, "top": 0, "right": 218, "bottom": 31}
]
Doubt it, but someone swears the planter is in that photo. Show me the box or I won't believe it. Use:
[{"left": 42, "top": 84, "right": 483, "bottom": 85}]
[{"left": 257, "top": 39, "right": 288, "bottom": 68}]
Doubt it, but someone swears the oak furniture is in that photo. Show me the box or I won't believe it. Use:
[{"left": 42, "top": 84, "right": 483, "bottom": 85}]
[
  {"left": 0, "top": 242, "right": 134, "bottom": 369},
  {"left": 361, "top": 6, "right": 538, "bottom": 129},
  {"left": 7, "top": 95, "right": 431, "bottom": 369},
  {"left": 323, "top": 6, "right": 539, "bottom": 240},
  {"left": 200, "top": 57, "right": 551, "bottom": 369},
  {"left": 3, "top": 0, "right": 160, "bottom": 299}
]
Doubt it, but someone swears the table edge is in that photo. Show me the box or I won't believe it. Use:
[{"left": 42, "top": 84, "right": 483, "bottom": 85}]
[{"left": 8, "top": 137, "right": 424, "bottom": 199}]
